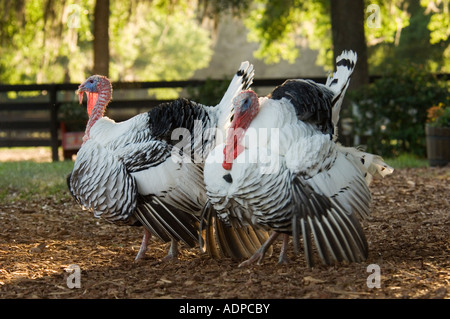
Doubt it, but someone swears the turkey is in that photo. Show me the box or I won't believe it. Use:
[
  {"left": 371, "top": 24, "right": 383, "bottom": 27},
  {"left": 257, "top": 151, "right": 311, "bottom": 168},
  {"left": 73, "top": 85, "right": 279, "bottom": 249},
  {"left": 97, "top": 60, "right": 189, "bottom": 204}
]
[
  {"left": 67, "top": 61, "right": 270, "bottom": 261},
  {"left": 202, "top": 51, "right": 394, "bottom": 267}
]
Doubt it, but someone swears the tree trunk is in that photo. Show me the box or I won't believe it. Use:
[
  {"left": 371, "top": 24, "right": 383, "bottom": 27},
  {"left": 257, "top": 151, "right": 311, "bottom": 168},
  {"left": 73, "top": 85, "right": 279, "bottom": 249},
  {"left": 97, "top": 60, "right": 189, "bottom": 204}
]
[
  {"left": 330, "top": 0, "right": 369, "bottom": 89},
  {"left": 330, "top": 0, "right": 369, "bottom": 145},
  {"left": 93, "top": 0, "right": 109, "bottom": 76}
]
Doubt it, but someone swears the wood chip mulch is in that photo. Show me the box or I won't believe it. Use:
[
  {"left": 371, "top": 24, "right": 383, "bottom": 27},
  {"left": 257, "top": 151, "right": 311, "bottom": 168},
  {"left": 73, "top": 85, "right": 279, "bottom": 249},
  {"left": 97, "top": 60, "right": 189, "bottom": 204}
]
[{"left": 0, "top": 167, "right": 448, "bottom": 299}]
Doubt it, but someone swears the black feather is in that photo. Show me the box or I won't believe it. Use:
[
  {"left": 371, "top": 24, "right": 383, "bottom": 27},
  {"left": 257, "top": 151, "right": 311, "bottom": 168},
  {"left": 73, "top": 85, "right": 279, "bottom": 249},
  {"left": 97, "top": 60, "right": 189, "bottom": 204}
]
[
  {"left": 66, "top": 173, "right": 75, "bottom": 198},
  {"left": 135, "top": 194, "right": 200, "bottom": 247},
  {"left": 148, "top": 98, "right": 210, "bottom": 140},
  {"left": 337, "top": 58, "right": 355, "bottom": 70},
  {"left": 268, "top": 80, "right": 335, "bottom": 136},
  {"left": 147, "top": 98, "right": 213, "bottom": 161}
]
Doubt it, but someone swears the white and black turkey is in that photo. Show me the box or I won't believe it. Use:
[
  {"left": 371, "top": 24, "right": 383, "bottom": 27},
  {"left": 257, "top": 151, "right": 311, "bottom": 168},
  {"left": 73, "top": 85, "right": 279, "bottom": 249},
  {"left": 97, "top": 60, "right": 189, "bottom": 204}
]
[
  {"left": 67, "top": 62, "right": 270, "bottom": 261},
  {"left": 202, "top": 51, "right": 394, "bottom": 267}
]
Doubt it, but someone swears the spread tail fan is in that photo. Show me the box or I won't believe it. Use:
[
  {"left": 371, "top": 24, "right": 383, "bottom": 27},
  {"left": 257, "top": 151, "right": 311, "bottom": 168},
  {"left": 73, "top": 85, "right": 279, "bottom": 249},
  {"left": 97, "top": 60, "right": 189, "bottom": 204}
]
[
  {"left": 199, "top": 201, "right": 272, "bottom": 260},
  {"left": 134, "top": 195, "right": 200, "bottom": 247},
  {"left": 291, "top": 175, "right": 368, "bottom": 267}
]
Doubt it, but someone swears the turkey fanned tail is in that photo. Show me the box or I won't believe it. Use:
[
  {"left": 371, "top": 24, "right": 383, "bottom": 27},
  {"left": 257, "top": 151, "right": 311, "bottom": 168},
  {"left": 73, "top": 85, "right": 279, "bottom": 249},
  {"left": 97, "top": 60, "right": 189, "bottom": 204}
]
[
  {"left": 291, "top": 176, "right": 368, "bottom": 267},
  {"left": 134, "top": 195, "right": 200, "bottom": 247},
  {"left": 199, "top": 201, "right": 272, "bottom": 260}
]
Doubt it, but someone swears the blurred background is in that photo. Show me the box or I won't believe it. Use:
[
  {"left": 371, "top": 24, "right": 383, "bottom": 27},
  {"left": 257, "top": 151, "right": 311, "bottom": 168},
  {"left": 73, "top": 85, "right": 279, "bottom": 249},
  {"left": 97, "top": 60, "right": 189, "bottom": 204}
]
[{"left": 0, "top": 0, "right": 449, "bottom": 162}]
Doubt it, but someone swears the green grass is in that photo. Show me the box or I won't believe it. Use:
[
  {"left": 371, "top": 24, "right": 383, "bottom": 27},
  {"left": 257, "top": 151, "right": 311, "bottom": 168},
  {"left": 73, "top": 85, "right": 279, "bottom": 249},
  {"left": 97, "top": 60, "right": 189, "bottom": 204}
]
[
  {"left": 0, "top": 160, "right": 74, "bottom": 203},
  {"left": 0, "top": 153, "right": 432, "bottom": 204},
  {"left": 384, "top": 153, "right": 429, "bottom": 169}
]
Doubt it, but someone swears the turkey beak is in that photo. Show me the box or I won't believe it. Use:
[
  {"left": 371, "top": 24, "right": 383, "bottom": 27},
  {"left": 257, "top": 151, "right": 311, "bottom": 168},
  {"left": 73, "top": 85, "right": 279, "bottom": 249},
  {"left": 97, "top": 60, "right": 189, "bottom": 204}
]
[{"left": 76, "top": 86, "right": 86, "bottom": 104}]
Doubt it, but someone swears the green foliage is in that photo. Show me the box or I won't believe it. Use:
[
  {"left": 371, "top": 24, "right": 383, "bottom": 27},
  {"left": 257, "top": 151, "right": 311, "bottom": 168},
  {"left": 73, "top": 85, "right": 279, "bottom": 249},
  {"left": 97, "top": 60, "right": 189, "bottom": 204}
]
[
  {"left": 0, "top": 0, "right": 213, "bottom": 85},
  {"left": 0, "top": 0, "right": 94, "bottom": 84},
  {"left": 243, "top": 0, "right": 448, "bottom": 72},
  {"left": 244, "top": 0, "right": 332, "bottom": 67},
  {"left": 1, "top": 0, "right": 449, "bottom": 86},
  {"left": 435, "top": 106, "right": 450, "bottom": 127},
  {"left": 244, "top": 0, "right": 299, "bottom": 64},
  {"left": 426, "top": 102, "right": 450, "bottom": 127},
  {"left": 243, "top": 0, "right": 415, "bottom": 68},
  {"left": 365, "top": 0, "right": 411, "bottom": 46},
  {"left": 59, "top": 102, "right": 88, "bottom": 131},
  {"left": 186, "top": 78, "right": 233, "bottom": 106},
  {"left": 420, "top": 0, "right": 450, "bottom": 44},
  {"left": 349, "top": 63, "right": 449, "bottom": 158},
  {"left": 109, "top": 0, "right": 212, "bottom": 82},
  {"left": 369, "top": 0, "right": 450, "bottom": 73},
  {"left": 197, "top": 0, "right": 252, "bottom": 18}
]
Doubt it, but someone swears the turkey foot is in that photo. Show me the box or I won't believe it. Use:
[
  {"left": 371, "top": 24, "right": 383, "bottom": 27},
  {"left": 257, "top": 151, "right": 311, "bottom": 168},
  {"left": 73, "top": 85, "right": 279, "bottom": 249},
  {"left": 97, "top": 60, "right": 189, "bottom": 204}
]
[
  {"left": 278, "top": 234, "right": 290, "bottom": 264},
  {"left": 162, "top": 239, "right": 179, "bottom": 261},
  {"left": 238, "top": 232, "right": 280, "bottom": 267}
]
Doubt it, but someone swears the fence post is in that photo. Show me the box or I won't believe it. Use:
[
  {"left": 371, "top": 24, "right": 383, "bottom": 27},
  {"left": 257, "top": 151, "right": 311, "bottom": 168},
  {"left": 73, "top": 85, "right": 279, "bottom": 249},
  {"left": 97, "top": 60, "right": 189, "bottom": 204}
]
[{"left": 49, "top": 86, "right": 59, "bottom": 162}]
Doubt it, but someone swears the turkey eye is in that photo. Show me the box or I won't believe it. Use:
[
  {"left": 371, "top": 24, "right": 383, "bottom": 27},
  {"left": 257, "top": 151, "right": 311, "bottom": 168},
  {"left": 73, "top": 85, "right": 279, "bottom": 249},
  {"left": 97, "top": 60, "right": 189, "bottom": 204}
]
[{"left": 89, "top": 80, "right": 94, "bottom": 83}]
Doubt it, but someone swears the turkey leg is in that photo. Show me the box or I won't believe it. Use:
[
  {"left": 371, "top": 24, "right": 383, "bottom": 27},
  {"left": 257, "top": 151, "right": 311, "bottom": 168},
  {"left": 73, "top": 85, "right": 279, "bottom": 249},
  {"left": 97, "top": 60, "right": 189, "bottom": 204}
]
[{"left": 134, "top": 228, "right": 152, "bottom": 261}]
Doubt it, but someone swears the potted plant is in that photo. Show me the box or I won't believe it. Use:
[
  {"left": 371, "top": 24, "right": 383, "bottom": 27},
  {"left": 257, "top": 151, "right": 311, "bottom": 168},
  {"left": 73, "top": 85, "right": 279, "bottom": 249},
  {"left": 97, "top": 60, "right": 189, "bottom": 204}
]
[
  {"left": 425, "top": 102, "right": 450, "bottom": 166},
  {"left": 59, "top": 102, "right": 88, "bottom": 160}
]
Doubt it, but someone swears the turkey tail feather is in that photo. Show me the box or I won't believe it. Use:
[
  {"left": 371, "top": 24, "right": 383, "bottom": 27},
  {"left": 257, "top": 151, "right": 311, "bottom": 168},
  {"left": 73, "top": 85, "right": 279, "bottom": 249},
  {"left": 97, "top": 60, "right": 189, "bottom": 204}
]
[
  {"left": 326, "top": 50, "right": 357, "bottom": 140},
  {"left": 339, "top": 145, "right": 394, "bottom": 185},
  {"left": 218, "top": 61, "right": 254, "bottom": 108},
  {"left": 135, "top": 195, "right": 200, "bottom": 247},
  {"left": 292, "top": 176, "right": 368, "bottom": 267},
  {"left": 199, "top": 201, "right": 271, "bottom": 260},
  {"left": 216, "top": 61, "right": 255, "bottom": 128}
]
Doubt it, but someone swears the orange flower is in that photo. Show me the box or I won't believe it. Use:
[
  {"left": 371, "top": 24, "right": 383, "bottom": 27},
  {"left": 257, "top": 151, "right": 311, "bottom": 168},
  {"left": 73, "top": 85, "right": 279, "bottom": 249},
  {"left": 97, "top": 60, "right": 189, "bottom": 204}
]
[{"left": 427, "top": 103, "right": 445, "bottom": 123}]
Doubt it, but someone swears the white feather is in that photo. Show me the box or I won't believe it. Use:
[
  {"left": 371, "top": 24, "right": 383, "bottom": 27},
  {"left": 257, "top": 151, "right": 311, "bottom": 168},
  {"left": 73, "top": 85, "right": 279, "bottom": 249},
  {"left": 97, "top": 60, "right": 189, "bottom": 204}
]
[
  {"left": 215, "top": 61, "right": 255, "bottom": 144},
  {"left": 89, "top": 114, "right": 147, "bottom": 146},
  {"left": 325, "top": 50, "right": 358, "bottom": 140},
  {"left": 131, "top": 157, "right": 181, "bottom": 196}
]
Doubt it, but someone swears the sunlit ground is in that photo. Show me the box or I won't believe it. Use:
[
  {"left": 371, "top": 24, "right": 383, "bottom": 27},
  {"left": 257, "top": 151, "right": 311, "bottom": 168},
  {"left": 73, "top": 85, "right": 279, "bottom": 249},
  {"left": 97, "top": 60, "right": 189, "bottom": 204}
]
[
  {"left": 0, "top": 146, "right": 448, "bottom": 299},
  {"left": 0, "top": 147, "right": 64, "bottom": 163}
]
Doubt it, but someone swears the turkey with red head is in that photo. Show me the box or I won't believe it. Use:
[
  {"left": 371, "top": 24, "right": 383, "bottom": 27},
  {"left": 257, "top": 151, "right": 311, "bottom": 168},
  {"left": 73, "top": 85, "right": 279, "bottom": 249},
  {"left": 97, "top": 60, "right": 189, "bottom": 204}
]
[
  {"left": 202, "top": 51, "right": 394, "bottom": 267},
  {"left": 67, "top": 62, "right": 270, "bottom": 261}
]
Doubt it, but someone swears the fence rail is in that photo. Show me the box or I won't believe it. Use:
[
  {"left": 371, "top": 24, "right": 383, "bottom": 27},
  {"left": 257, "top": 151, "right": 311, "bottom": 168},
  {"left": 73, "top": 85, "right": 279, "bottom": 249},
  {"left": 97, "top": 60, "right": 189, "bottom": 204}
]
[
  {"left": 1, "top": 74, "right": 447, "bottom": 161},
  {"left": 1, "top": 78, "right": 309, "bottom": 161}
]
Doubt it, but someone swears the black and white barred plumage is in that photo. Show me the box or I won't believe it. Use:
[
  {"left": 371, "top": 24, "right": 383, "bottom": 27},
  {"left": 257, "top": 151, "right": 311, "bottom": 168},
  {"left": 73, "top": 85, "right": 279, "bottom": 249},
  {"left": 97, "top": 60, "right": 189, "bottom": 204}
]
[
  {"left": 68, "top": 62, "right": 271, "bottom": 260},
  {"left": 203, "top": 51, "right": 394, "bottom": 267}
]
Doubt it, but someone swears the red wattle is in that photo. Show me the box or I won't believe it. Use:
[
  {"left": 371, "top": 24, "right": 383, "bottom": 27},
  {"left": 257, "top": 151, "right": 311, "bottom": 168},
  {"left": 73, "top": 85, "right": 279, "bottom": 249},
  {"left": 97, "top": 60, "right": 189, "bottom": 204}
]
[
  {"left": 222, "top": 162, "right": 232, "bottom": 170},
  {"left": 222, "top": 134, "right": 246, "bottom": 171},
  {"left": 87, "top": 92, "right": 99, "bottom": 117},
  {"left": 222, "top": 143, "right": 235, "bottom": 171}
]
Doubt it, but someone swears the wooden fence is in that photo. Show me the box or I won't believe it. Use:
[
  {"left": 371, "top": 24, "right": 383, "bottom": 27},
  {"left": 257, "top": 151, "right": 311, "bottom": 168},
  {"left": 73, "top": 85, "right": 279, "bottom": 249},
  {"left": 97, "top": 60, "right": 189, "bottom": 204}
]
[
  {"left": 1, "top": 78, "right": 309, "bottom": 161},
  {"left": 1, "top": 74, "right": 446, "bottom": 161}
]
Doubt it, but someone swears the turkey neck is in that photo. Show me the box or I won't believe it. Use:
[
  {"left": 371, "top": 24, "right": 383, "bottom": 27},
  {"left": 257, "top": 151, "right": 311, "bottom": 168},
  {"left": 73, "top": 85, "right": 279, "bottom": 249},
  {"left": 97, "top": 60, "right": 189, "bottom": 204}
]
[{"left": 83, "top": 81, "right": 112, "bottom": 143}]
